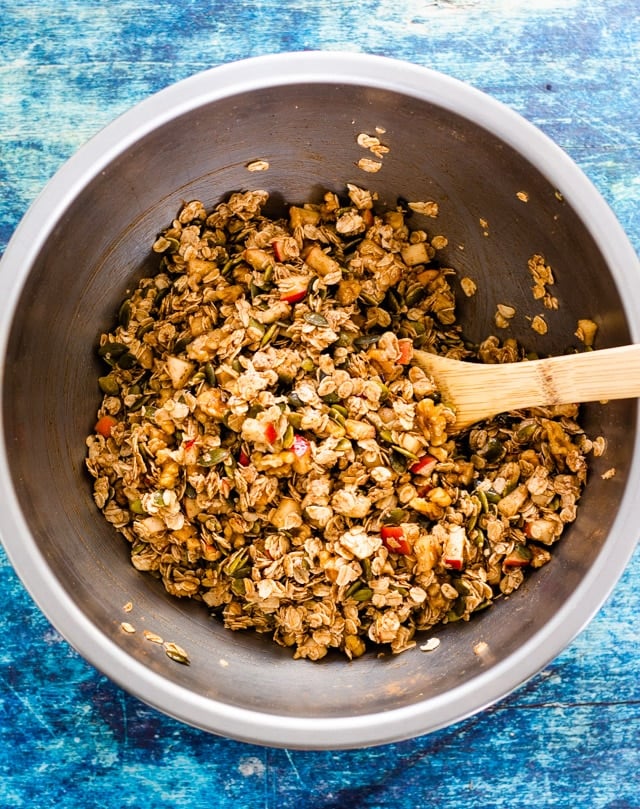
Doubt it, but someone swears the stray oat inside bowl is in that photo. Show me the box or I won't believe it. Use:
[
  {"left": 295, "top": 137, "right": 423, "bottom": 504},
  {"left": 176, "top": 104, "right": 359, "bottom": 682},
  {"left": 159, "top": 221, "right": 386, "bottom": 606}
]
[{"left": 1, "top": 52, "right": 639, "bottom": 749}]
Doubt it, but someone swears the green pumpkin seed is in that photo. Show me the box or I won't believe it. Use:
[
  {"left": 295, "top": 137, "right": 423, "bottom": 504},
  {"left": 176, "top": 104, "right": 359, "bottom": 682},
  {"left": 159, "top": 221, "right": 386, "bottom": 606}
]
[
  {"left": 260, "top": 322, "right": 279, "bottom": 347},
  {"left": 164, "top": 642, "right": 190, "bottom": 665},
  {"left": 204, "top": 362, "right": 217, "bottom": 387},
  {"left": 118, "top": 299, "right": 132, "bottom": 329},
  {"left": 303, "top": 312, "right": 329, "bottom": 327},
  {"left": 405, "top": 283, "right": 426, "bottom": 306},
  {"left": 136, "top": 320, "right": 154, "bottom": 339},
  {"left": 223, "top": 548, "right": 250, "bottom": 577},
  {"left": 387, "top": 508, "right": 409, "bottom": 524},
  {"left": 98, "top": 341, "right": 129, "bottom": 359},
  {"left": 350, "top": 586, "right": 373, "bottom": 602},
  {"left": 173, "top": 335, "right": 192, "bottom": 354},
  {"left": 117, "top": 351, "right": 138, "bottom": 370},
  {"left": 98, "top": 375, "right": 120, "bottom": 395},
  {"left": 392, "top": 444, "right": 419, "bottom": 461},
  {"left": 353, "top": 334, "right": 380, "bottom": 350},
  {"left": 282, "top": 424, "right": 295, "bottom": 449},
  {"left": 129, "top": 498, "right": 146, "bottom": 515},
  {"left": 199, "top": 448, "right": 230, "bottom": 467},
  {"left": 482, "top": 437, "right": 505, "bottom": 463}
]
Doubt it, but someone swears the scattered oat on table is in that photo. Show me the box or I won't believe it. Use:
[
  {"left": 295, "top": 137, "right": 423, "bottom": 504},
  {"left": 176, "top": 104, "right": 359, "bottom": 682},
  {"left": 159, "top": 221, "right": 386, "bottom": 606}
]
[
  {"left": 516, "top": 191, "right": 529, "bottom": 202},
  {"left": 122, "top": 601, "right": 133, "bottom": 613},
  {"left": 601, "top": 467, "right": 616, "bottom": 480},
  {"left": 120, "top": 622, "right": 136, "bottom": 634},
  {"left": 473, "top": 640, "right": 489, "bottom": 656}
]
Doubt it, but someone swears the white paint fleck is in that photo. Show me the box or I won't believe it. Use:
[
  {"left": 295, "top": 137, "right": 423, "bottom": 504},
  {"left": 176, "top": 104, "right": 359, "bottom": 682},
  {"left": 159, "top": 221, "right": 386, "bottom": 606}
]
[{"left": 238, "top": 756, "right": 266, "bottom": 777}]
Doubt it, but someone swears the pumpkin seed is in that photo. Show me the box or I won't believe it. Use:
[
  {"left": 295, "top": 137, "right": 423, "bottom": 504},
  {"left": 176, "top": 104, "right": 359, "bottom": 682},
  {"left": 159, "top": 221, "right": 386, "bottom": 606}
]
[
  {"left": 117, "top": 351, "right": 138, "bottom": 370},
  {"left": 260, "top": 322, "right": 279, "bottom": 347},
  {"left": 199, "top": 448, "right": 230, "bottom": 467},
  {"left": 405, "top": 283, "right": 426, "bottom": 306},
  {"left": 204, "top": 362, "right": 217, "bottom": 387},
  {"left": 353, "top": 334, "right": 380, "bottom": 350},
  {"left": 303, "top": 312, "right": 329, "bottom": 327},
  {"left": 350, "top": 586, "right": 373, "bottom": 602},
  {"left": 164, "top": 642, "right": 190, "bottom": 666},
  {"left": 387, "top": 508, "right": 409, "bottom": 524},
  {"left": 118, "top": 299, "right": 132, "bottom": 329},
  {"left": 98, "top": 374, "right": 120, "bottom": 395},
  {"left": 98, "top": 341, "right": 129, "bottom": 359}
]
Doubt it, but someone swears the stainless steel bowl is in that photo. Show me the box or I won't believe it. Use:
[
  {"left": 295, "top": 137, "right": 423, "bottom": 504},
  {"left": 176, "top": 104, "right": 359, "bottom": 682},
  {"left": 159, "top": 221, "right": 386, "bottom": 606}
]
[{"left": 1, "top": 52, "right": 639, "bottom": 749}]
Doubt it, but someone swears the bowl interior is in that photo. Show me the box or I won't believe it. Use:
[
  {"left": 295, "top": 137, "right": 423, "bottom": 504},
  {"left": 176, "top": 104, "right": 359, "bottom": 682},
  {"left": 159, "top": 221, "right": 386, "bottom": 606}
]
[{"left": 2, "top": 77, "right": 635, "bottom": 741}]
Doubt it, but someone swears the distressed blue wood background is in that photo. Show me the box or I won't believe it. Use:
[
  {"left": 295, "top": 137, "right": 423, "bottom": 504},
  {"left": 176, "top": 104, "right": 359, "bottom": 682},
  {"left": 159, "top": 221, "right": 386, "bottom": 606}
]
[{"left": 1, "top": 1, "right": 639, "bottom": 807}]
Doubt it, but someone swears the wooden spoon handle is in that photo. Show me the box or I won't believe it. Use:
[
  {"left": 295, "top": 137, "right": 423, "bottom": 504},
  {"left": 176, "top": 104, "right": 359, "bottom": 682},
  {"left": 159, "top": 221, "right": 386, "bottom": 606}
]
[
  {"left": 413, "top": 344, "right": 640, "bottom": 430},
  {"left": 492, "top": 343, "right": 640, "bottom": 409}
]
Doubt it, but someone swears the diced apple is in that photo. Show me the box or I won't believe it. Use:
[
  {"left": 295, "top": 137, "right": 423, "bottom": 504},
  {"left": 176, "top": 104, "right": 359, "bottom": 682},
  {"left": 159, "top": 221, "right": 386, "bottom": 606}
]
[
  {"left": 289, "top": 206, "right": 321, "bottom": 229},
  {"left": 291, "top": 434, "right": 312, "bottom": 474},
  {"left": 381, "top": 525, "right": 411, "bottom": 555},
  {"left": 410, "top": 454, "right": 437, "bottom": 476},
  {"left": 503, "top": 543, "right": 533, "bottom": 568},
  {"left": 165, "top": 355, "right": 195, "bottom": 389},
  {"left": 384, "top": 210, "right": 405, "bottom": 230},
  {"left": 303, "top": 244, "right": 341, "bottom": 278},
  {"left": 397, "top": 338, "right": 414, "bottom": 365},
  {"left": 264, "top": 423, "right": 278, "bottom": 445},
  {"left": 243, "top": 247, "right": 272, "bottom": 270},
  {"left": 443, "top": 524, "right": 466, "bottom": 570},
  {"left": 271, "top": 239, "right": 286, "bottom": 262},
  {"left": 401, "top": 242, "right": 430, "bottom": 266},
  {"left": 279, "top": 276, "right": 309, "bottom": 304}
]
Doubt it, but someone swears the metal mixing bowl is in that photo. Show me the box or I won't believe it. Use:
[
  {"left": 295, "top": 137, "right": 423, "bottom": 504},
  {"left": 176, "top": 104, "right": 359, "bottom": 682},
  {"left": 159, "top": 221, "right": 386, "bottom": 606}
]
[{"left": 1, "top": 52, "right": 639, "bottom": 749}]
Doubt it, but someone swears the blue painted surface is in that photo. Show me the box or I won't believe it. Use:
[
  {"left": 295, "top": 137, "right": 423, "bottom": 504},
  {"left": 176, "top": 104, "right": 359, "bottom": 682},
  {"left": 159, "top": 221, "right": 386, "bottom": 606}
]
[{"left": 0, "top": 1, "right": 639, "bottom": 806}]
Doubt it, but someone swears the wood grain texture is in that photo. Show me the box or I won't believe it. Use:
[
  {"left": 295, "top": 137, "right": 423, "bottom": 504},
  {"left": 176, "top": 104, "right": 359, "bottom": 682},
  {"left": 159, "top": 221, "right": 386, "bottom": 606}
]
[{"left": 0, "top": 1, "right": 639, "bottom": 807}]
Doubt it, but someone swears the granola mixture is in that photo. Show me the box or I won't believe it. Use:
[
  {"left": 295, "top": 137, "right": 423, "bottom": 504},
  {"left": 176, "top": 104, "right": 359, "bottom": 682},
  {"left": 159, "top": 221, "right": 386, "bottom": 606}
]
[{"left": 86, "top": 186, "right": 595, "bottom": 661}]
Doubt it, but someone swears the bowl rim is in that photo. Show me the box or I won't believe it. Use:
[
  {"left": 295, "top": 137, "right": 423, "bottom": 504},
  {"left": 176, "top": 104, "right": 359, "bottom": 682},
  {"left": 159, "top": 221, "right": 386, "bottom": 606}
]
[{"left": 1, "top": 50, "right": 639, "bottom": 749}]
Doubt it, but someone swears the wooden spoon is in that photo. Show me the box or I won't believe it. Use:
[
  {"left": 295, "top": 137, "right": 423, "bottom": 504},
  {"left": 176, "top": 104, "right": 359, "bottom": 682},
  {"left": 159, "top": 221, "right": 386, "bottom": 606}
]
[{"left": 412, "top": 344, "right": 640, "bottom": 432}]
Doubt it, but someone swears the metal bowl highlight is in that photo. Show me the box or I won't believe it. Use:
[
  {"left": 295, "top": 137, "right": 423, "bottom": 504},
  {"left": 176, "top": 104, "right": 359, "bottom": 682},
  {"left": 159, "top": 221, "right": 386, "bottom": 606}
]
[{"left": 1, "top": 52, "right": 639, "bottom": 749}]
